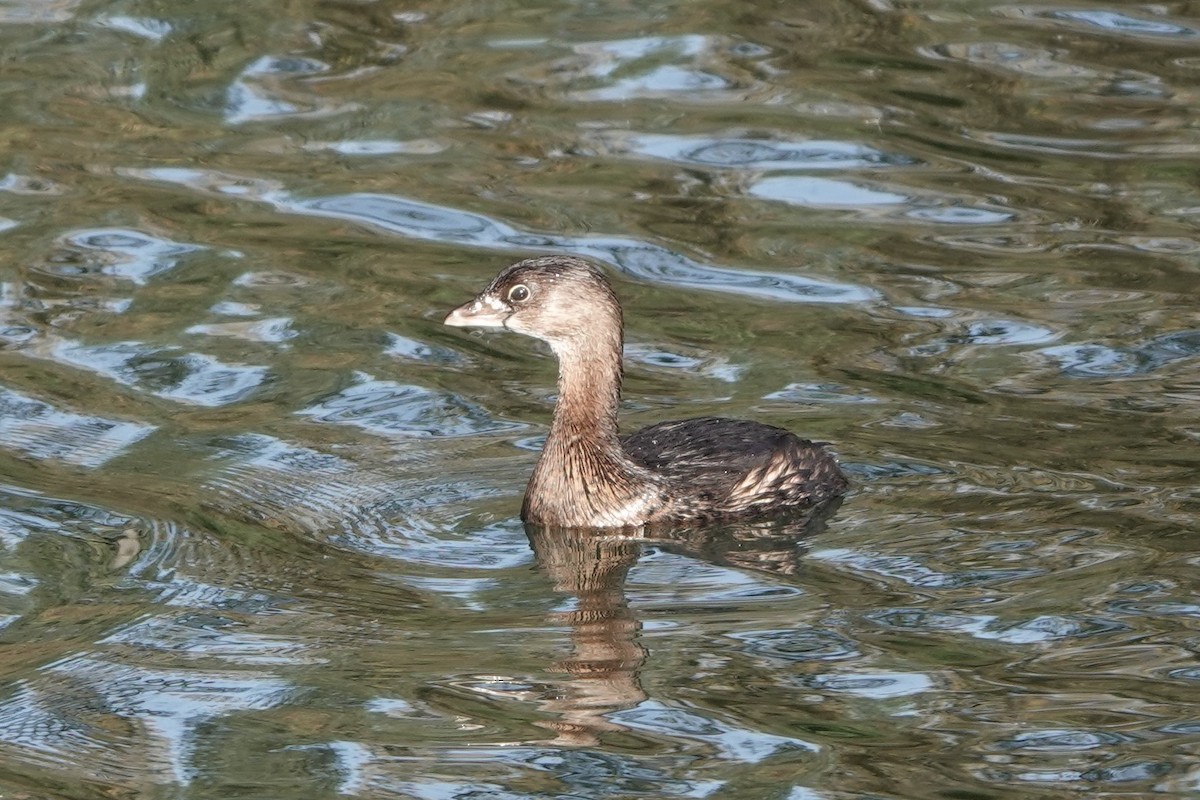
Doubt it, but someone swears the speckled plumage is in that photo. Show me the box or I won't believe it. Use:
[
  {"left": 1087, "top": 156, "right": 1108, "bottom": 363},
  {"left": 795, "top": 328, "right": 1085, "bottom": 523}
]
[
  {"left": 445, "top": 256, "right": 848, "bottom": 528},
  {"left": 623, "top": 417, "right": 847, "bottom": 519}
]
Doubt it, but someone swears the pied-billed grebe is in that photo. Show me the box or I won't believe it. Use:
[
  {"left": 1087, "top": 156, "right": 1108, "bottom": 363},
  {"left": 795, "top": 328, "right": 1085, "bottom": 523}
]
[{"left": 444, "top": 256, "right": 848, "bottom": 528}]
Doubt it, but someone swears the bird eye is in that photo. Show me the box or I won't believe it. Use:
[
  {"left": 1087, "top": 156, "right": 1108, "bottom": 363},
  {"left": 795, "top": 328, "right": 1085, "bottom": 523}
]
[{"left": 508, "top": 284, "right": 530, "bottom": 303}]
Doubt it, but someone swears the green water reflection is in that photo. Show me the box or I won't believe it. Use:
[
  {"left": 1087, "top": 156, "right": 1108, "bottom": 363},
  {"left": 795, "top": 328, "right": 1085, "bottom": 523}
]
[{"left": 0, "top": 0, "right": 1198, "bottom": 797}]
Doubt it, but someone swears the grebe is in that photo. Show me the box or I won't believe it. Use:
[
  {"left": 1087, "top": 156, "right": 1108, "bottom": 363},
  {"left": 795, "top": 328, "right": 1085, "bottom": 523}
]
[{"left": 444, "top": 256, "right": 848, "bottom": 528}]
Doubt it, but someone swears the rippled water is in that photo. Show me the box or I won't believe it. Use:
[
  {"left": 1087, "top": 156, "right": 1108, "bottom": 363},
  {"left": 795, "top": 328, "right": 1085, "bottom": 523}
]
[{"left": 1, "top": 1, "right": 1198, "bottom": 797}]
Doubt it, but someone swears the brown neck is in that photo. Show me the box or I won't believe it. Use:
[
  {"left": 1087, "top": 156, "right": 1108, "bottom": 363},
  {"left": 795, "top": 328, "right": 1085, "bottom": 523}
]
[
  {"left": 523, "top": 313, "right": 666, "bottom": 527},
  {"left": 547, "top": 329, "right": 623, "bottom": 450}
]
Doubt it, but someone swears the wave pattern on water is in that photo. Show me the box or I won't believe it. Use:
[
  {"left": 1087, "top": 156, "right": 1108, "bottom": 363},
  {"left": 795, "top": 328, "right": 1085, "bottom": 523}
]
[
  {"left": 0, "top": 0, "right": 1199, "bottom": 797},
  {"left": 298, "top": 373, "right": 526, "bottom": 438},
  {"left": 31, "top": 228, "right": 206, "bottom": 285},
  {"left": 0, "top": 385, "right": 154, "bottom": 467},
  {"left": 125, "top": 167, "right": 878, "bottom": 305},
  {"left": 41, "top": 340, "right": 268, "bottom": 407},
  {"left": 0, "top": 656, "right": 295, "bottom": 786}
]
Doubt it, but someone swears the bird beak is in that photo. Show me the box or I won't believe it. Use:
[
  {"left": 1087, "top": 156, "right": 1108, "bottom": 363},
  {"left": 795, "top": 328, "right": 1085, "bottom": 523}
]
[{"left": 443, "top": 297, "right": 508, "bottom": 328}]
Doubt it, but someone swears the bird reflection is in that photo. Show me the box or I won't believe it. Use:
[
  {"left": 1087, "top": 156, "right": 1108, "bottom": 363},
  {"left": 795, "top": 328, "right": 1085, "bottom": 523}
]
[
  {"left": 524, "top": 524, "right": 646, "bottom": 746},
  {"left": 524, "top": 498, "right": 842, "bottom": 745}
]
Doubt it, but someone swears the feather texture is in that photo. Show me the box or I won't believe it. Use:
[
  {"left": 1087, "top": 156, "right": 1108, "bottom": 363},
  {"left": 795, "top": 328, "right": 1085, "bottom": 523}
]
[{"left": 445, "top": 256, "right": 849, "bottom": 528}]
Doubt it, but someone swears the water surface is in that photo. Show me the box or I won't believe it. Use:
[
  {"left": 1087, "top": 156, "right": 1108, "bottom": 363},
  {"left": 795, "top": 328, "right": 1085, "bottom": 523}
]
[{"left": 1, "top": 0, "right": 1199, "bottom": 797}]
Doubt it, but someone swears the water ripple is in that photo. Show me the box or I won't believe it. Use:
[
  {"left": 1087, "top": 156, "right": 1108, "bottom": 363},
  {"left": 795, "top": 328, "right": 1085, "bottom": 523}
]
[
  {"left": 729, "top": 628, "right": 859, "bottom": 662},
  {"left": 375, "top": 519, "right": 532, "bottom": 571},
  {"left": 224, "top": 56, "right": 354, "bottom": 125},
  {"left": 1039, "top": 329, "right": 1200, "bottom": 378},
  {"left": 629, "top": 548, "right": 802, "bottom": 605},
  {"left": 0, "top": 173, "right": 64, "bottom": 195},
  {"left": 297, "top": 373, "right": 524, "bottom": 438},
  {"left": 42, "top": 340, "right": 267, "bottom": 406},
  {"left": 593, "top": 132, "right": 917, "bottom": 170},
  {"left": 578, "top": 65, "right": 731, "bottom": 102},
  {"left": 0, "top": 385, "right": 154, "bottom": 467},
  {"left": 99, "top": 616, "right": 325, "bottom": 667},
  {"left": 993, "top": 729, "right": 1135, "bottom": 752},
  {"left": 33, "top": 228, "right": 205, "bottom": 285},
  {"left": 386, "top": 333, "right": 469, "bottom": 366},
  {"left": 94, "top": 14, "right": 171, "bottom": 40},
  {"left": 185, "top": 317, "right": 297, "bottom": 344},
  {"left": 209, "top": 300, "right": 261, "bottom": 317},
  {"left": 926, "top": 41, "right": 1107, "bottom": 80},
  {"left": 0, "top": 656, "right": 295, "bottom": 786},
  {"left": 625, "top": 342, "right": 744, "bottom": 383},
  {"left": 955, "top": 319, "right": 1059, "bottom": 346},
  {"left": 303, "top": 138, "right": 448, "bottom": 156},
  {"left": 813, "top": 548, "right": 1047, "bottom": 589},
  {"left": 0, "top": 0, "right": 83, "bottom": 23},
  {"left": 515, "top": 34, "right": 764, "bottom": 103},
  {"left": 203, "top": 433, "right": 406, "bottom": 536},
  {"left": 318, "top": 740, "right": 724, "bottom": 798},
  {"left": 610, "top": 700, "right": 817, "bottom": 762},
  {"left": 1034, "top": 8, "right": 1200, "bottom": 39},
  {"left": 201, "top": 433, "right": 519, "bottom": 554},
  {"left": 124, "top": 167, "right": 879, "bottom": 305},
  {"left": 800, "top": 671, "right": 934, "bottom": 699},
  {"left": 749, "top": 176, "right": 1019, "bottom": 225},
  {"left": 5, "top": 3, "right": 1200, "bottom": 796},
  {"left": 764, "top": 382, "right": 881, "bottom": 404},
  {"left": 0, "top": 484, "right": 150, "bottom": 623},
  {"left": 967, "top": 129, "right": 1196, "bottom": 159},
  {"left": 866, "top": 608, "right": 1128, "bottom": 644}
]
